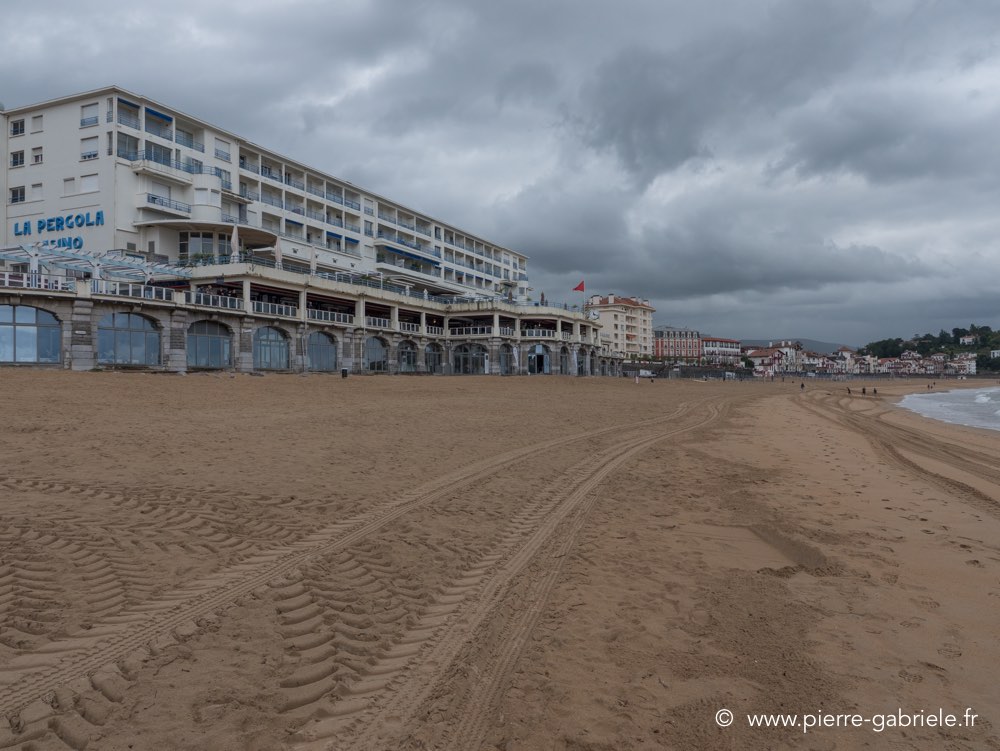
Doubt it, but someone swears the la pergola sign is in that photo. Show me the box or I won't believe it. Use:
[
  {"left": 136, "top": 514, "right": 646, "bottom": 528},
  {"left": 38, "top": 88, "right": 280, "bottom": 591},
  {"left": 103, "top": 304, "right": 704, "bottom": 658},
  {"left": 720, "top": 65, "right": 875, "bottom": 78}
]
[{"left": 11, "top": 210, "right": 105, "bottom": 250}]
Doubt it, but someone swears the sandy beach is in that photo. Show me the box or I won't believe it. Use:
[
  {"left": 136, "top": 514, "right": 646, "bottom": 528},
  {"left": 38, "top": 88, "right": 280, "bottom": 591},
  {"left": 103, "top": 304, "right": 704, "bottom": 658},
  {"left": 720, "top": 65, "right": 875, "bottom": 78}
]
[{"left": 0, "top": 372, "right": 998, "bottom": 750}]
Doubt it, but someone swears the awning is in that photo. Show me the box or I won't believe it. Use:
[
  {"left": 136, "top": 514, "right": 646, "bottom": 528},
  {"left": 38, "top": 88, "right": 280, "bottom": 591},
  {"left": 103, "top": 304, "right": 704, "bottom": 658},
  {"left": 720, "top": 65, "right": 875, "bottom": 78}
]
[
  {"left": 345, "top": 237, "right": 359, "bottom": 244},
  {"left": 145, "top": 106, "right": 173, "bottom": 122},
  {"left": 326, "top": 231, "right": 343, "bottom": 239},
  {"left": 118, "top": 98, "right": 140, "bottom": 109},
  {"left": 0, "top": 242, "right": 191, "bottom": 281}
]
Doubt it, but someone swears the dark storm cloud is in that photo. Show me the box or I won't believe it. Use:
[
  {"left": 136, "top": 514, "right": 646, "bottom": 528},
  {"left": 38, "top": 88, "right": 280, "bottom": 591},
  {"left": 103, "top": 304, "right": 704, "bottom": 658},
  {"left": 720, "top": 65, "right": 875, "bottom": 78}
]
[{"left": 4, "top": 0, "right": 1000, "bottom": 342}]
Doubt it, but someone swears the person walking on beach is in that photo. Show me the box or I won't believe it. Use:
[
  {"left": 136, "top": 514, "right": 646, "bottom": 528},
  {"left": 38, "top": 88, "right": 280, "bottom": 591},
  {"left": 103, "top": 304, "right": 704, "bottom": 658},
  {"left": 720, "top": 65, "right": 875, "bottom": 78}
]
[
  {"left": 873, "top": 387, "right": 878, "bottom": 396},
  {"left": 800, "top": 383, "right": 805, "bottom": 390},
  {"left": 847, "top": 387, "right": 852, "bottom": 395},
  {"left": 862, "top": 387, "right": 867, "bottom": 396}
]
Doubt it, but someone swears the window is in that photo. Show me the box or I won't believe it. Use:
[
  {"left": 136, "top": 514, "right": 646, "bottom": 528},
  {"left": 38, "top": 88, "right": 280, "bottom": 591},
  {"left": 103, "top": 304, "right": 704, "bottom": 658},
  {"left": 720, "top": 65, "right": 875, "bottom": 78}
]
[
  {"left": 253, "top": 327, "right": 289, "bottom": 370},
  {"left": 80, "top": 136, "right": 99, "bottom": 161},
  {"left": 31, "top": 115, "right": 43, "bottom": 132},
  {"left": 32, "top": 147, "right": 43, "bottom": 165},
  {"left": 30, "top": 184, "right": 42, "bottom": 201},
  {"left": 80, "top": 103, "right": 99, "bottom": 127},
  {"left": 97, "top": 313, "right": 161, "bottom": 366},
  {"left": 10, "top": 151, "right": 24, "bottom": 168},
  {"left": 187, "top": 321, "right": 232, "bottom": 368},
  {"left": 306, "top": 332, "right": 337, "bottom": 371},
  {"left": 10, "top": 119, "right": 25, "bottom": 136},
  {"left": 63, "top": 178, "right": 76, "bottom": 196},
  {"left": 364, "top": 336, "right": 388, "bottom": 372},
  {"left": 9, "top": 186, "right": 25, "bottom": 204},
  {"left": 80, "top": 174, "right": 98, "bottom": 193},
  {"left": 0, "top": 305, "right": 61, "bottom": 364},
  {"left": 425, "top": 344, "right": 444, "bottom": 374}
]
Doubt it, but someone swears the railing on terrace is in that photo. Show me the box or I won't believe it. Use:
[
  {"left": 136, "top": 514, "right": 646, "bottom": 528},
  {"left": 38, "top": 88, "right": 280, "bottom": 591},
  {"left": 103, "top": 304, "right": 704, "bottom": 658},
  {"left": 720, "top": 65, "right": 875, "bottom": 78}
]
[
  {"left": 185, "top": 291, "right": 242, "bottom": 310},
  {"left": 0, "top": 273, "right": 76, "bottom": 292},
  {"left": 327, "top": 216, "right": 344, "bottom": 228},
  {"left": 80, "top": 116, "right": 99, "bottom": 127},
  {"left": 450, "top": 326, "right": 493, "bottom": 336},
  {"left": 118, "top": 111, "right": 140, "bottom": 129},
  {"left": 378, "top": 212, "right": 394, "bottom": 222},
  {"left": 307, "top": 309, "right": 354, "bottom": 324},
  {"left": 145, "top": 121, "right": 173, "bottom": 140},
  {"left": 326, "top": 192, "right": 344, "bottom": 205},
  {"left": 344, "top": 198, "right": 362, "bottom": 210},
  {"left": 284, "top": 176, "right": 305, "bottom": 190},
  {"left": 241, "top": 162, "right": 260, "bottom": 174},
  {"left": 522, "top": 329, "right": 557, "bottom": 338},
  {"left": 146, "top": 194, "right": 191, "bottom": 213},
  {"left": 562, "top": 332, "right": 572, "bottom": 340},
  {"left": 215, "top": 148, "right": 231, "bottom": 161},
  {"left": 365, "top": 316, "right": 391, "bottom": 328},
  {"left": 346, "top": 222, "right": 362, "bottom": 233},
  {"left": 175, "top": 132, "right": 205, "bottom": 152},
  {"left": 307, "top": 186, "right": 325, "bottom": 198},
  {"left": 306, "top": 209, "right": 325, "bottom": 222},
  {"left": 253, "top": 301, "right": 298, "bottom": 317},
  {"left": 288, "top": 206, "right": 305, "bottom": 216},
  {"left": 499, "top": 327, "right": 515, "bottom": 336},
  {"left": 364, "top": 207, "right": 374, "bottom": 216},
  {"left": 92, "top": 280, "right": 174, "bottom": 301},
  {"left": 400, "top": 322, "right": 421, "bottom": 333},
  {"left": 426, "top": 325, "right": 444, "bottom": 335},
  {"left": 260, "top": 194, "right": 283, "bottom": 208}
]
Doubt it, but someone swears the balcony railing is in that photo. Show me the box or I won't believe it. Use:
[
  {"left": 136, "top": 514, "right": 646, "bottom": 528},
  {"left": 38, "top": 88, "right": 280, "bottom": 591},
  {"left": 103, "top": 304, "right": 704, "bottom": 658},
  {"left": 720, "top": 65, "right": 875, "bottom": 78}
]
[
  {"left": 92, "top": 280, "right": 174, "bottom": 301},
  {"left": 80, "top": 151, "right": 99, "bottom": 161},
  {"left": 450, "top": 326, "right": 493, "bottom": 336},
  {"left": 146, "top": 194, "right": 191, "bottom": 213},
  {"left": 307, "top": 309, "right": 354, "bottom": 324},
  {"left": 145, "top": 120, "right": 173, "bottom": 140},
  {"left": 326, "top": 192, "right": 344, "bottom": 205},
  {"left": 175, "top": 132, "right": 205, "bottom": 152},
  {"left": 240, "top": 161, "right": 260, "bottom": 174},
  {"left": 118, "top": 111, "right": 140, "bottom": 129},
  {"left": 215, "top": 148, "right": 231, "bottom": 161},
  {"left": 427, "top": 325, "right": 444, "bottom": 335},
  {"left": 522, "top": 329, "right": 557, "bottom": 338},
  {"left": 307, "top": 186, "right": 325, "bottom": 199},
  {"left": 0, "top": 273, "right": 76, "bottom": 291},
  {"left": 365, "top": 316, "right": 391, "bottom": 328},
  {"left": 185, "top": 291, "right": 243, "bottom": 309},
  {"left": 326, "top": 216, "right": 344, "bottom": 228},
  {"left": 253, "top": 301, "right": 298, "bottom": 317},
  {"left": 400, "top": 322, "right": 421, "bottom": 333},
  {"left": 80, "top": 116, "right": 99, "bottom": 127},
  {"left": 260, "top": 194, "right": 283, "bottom": 209},
  {"left": 344, "top": 197, "right": 361, "bottom": 210},
  {"left": 284, "top": 176, "right": 304, "bottom": 190}
]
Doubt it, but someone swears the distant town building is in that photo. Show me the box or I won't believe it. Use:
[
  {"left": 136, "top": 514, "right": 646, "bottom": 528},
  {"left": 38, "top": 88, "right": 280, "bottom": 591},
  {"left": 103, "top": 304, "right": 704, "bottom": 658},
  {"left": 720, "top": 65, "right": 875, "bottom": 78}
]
[
  {"left": 653, "top": 326, "right": 701, "bottom": 362},
  {"left": 700, "top": 335, "right": 741, "bottom": 365}
]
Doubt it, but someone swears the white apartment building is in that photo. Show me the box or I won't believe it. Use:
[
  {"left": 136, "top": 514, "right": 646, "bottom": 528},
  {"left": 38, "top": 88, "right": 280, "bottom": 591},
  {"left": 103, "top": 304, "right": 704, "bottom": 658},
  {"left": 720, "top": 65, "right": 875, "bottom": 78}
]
[
  {"left": 2, "top": 86, "right": 529, "bottom": 300},
  {"left": 2, "top": 87, "right": 621, "bottom": 376},
  {"left": 586, "top": 294, "right": 655, "bottom": 358},
  {"left": 700, "top": 335, "right": 741, "bottom": 365}
]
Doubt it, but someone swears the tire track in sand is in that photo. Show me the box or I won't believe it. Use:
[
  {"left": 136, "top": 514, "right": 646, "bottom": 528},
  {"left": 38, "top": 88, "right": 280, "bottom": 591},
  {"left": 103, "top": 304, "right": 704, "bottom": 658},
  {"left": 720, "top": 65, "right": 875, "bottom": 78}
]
[
  {"left": 0, "top": 403, "right": 698, "bottom": 725},
  {"left": 286, "top": 400, "right": 727, "bottom": 751}
]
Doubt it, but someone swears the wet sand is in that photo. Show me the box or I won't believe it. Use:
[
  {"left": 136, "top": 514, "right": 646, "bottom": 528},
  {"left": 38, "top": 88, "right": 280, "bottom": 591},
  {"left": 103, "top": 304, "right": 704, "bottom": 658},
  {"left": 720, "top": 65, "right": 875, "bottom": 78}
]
[{"left": 0, "top": 372, "right": 997, "bottom": 750}]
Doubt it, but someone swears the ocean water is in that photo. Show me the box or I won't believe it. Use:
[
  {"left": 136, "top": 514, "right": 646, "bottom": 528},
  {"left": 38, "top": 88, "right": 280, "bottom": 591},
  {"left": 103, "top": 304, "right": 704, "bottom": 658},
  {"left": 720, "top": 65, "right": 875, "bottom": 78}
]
[{"left": 899, "top": 387, "right": 1000, "bottom": 432}]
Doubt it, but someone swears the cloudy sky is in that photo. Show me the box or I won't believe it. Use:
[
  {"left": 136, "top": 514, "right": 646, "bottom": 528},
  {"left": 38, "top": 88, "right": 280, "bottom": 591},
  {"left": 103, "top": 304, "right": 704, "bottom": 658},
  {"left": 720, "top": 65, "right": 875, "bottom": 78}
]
[{"left": 5, "top": 0, "right": 1000, "bottom": 345}]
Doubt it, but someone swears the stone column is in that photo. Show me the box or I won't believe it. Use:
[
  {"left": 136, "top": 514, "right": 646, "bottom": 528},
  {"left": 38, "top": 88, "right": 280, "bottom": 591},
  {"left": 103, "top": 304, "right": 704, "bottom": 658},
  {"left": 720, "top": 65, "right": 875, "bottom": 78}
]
[
  {"left": 166, "top": 309, "right": 188, "bottom": 372},
  {"left": 69, "top": 299, "right": 95, "bottom": 371}
]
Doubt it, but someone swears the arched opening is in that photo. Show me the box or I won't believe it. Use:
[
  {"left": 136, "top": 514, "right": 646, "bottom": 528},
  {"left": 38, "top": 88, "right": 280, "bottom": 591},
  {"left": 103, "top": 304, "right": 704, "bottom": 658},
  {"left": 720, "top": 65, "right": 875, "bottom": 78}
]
[
  {"left": 187, "top": 321, "right": 232, "bottom": 369},
  {"left": 527, "top": 343, "right": 550, "bottom": 375},
  {"left": 424, "top": 343, "right": 444, "bottom": 374},
  {"left": 398, "top": 341, "right": 417, "bottom": 373},
  {"left": 454, "top": 343, "right": 487, "bottom": 375},
  {"left": 97, "top": 312, "right": 160, "bottom": 366},
  {"left": 254, "top": 326, "right": 289, "bottom": 370},
  {"left": 559, "top": 346, "right": 570, "bottom": 375},
  {"left": 306, "top": 331, "right": 337, "bottom": 371},
  {"left": 364, "top": 336, "right": 389, "bottom": 372},
  {"left": 0, "top": 305, "right": 61, "bottom": 363}
]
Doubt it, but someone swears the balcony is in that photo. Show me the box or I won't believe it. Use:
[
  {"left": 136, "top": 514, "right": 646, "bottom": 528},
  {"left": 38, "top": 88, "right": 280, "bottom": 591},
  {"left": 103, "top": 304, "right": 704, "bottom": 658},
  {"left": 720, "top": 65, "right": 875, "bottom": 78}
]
[
  {"left": 92, "top": 280, "right": 174, "bottom": 301},
  {"left": 0, "top": 272, "right": 75, "bottom": 292},
  {"left": 175, "top": 132, "right": 205, "bottom": 152},
  {"left": 185, "top": 291, "right": 243, "bottom": 310},
  {"left": 215, "top": 148, "right": 231, "bottom": 162},
  {"left": 365, "top": 316, "right": 391, "bottom": 329},
  {"left": 427, "top": 325, "right": 444, "bottom": 336},
  {"left": 450, "top": 326, "right": 493, "bottom": 336},
  {"left": 145, "top": 194, "right": 191, "bottom": 213},
  {"left": 253, "top": 301, "right": 298, "bottom": 317},
  {"left": 117, "top": 111, "right": 140, "bottom": 129},
  {"left": 522, "top": 328, "right": 557, "bottom": 338},
  {"left": 144, "top": 120, "right": 173, "bottom": 140},
  {"left": 307, "top": 309, "right": 354, "bottom": 324},
  {"left": 400, "top": 322, "right": 420, "bottom": 333}
]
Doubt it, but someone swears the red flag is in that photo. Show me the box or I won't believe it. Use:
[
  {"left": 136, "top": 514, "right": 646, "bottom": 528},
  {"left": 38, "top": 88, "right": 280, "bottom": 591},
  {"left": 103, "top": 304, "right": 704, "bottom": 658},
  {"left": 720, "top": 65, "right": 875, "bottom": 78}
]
[{"left": 573, "top": 280, "right": 585, "bottom": 292}]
